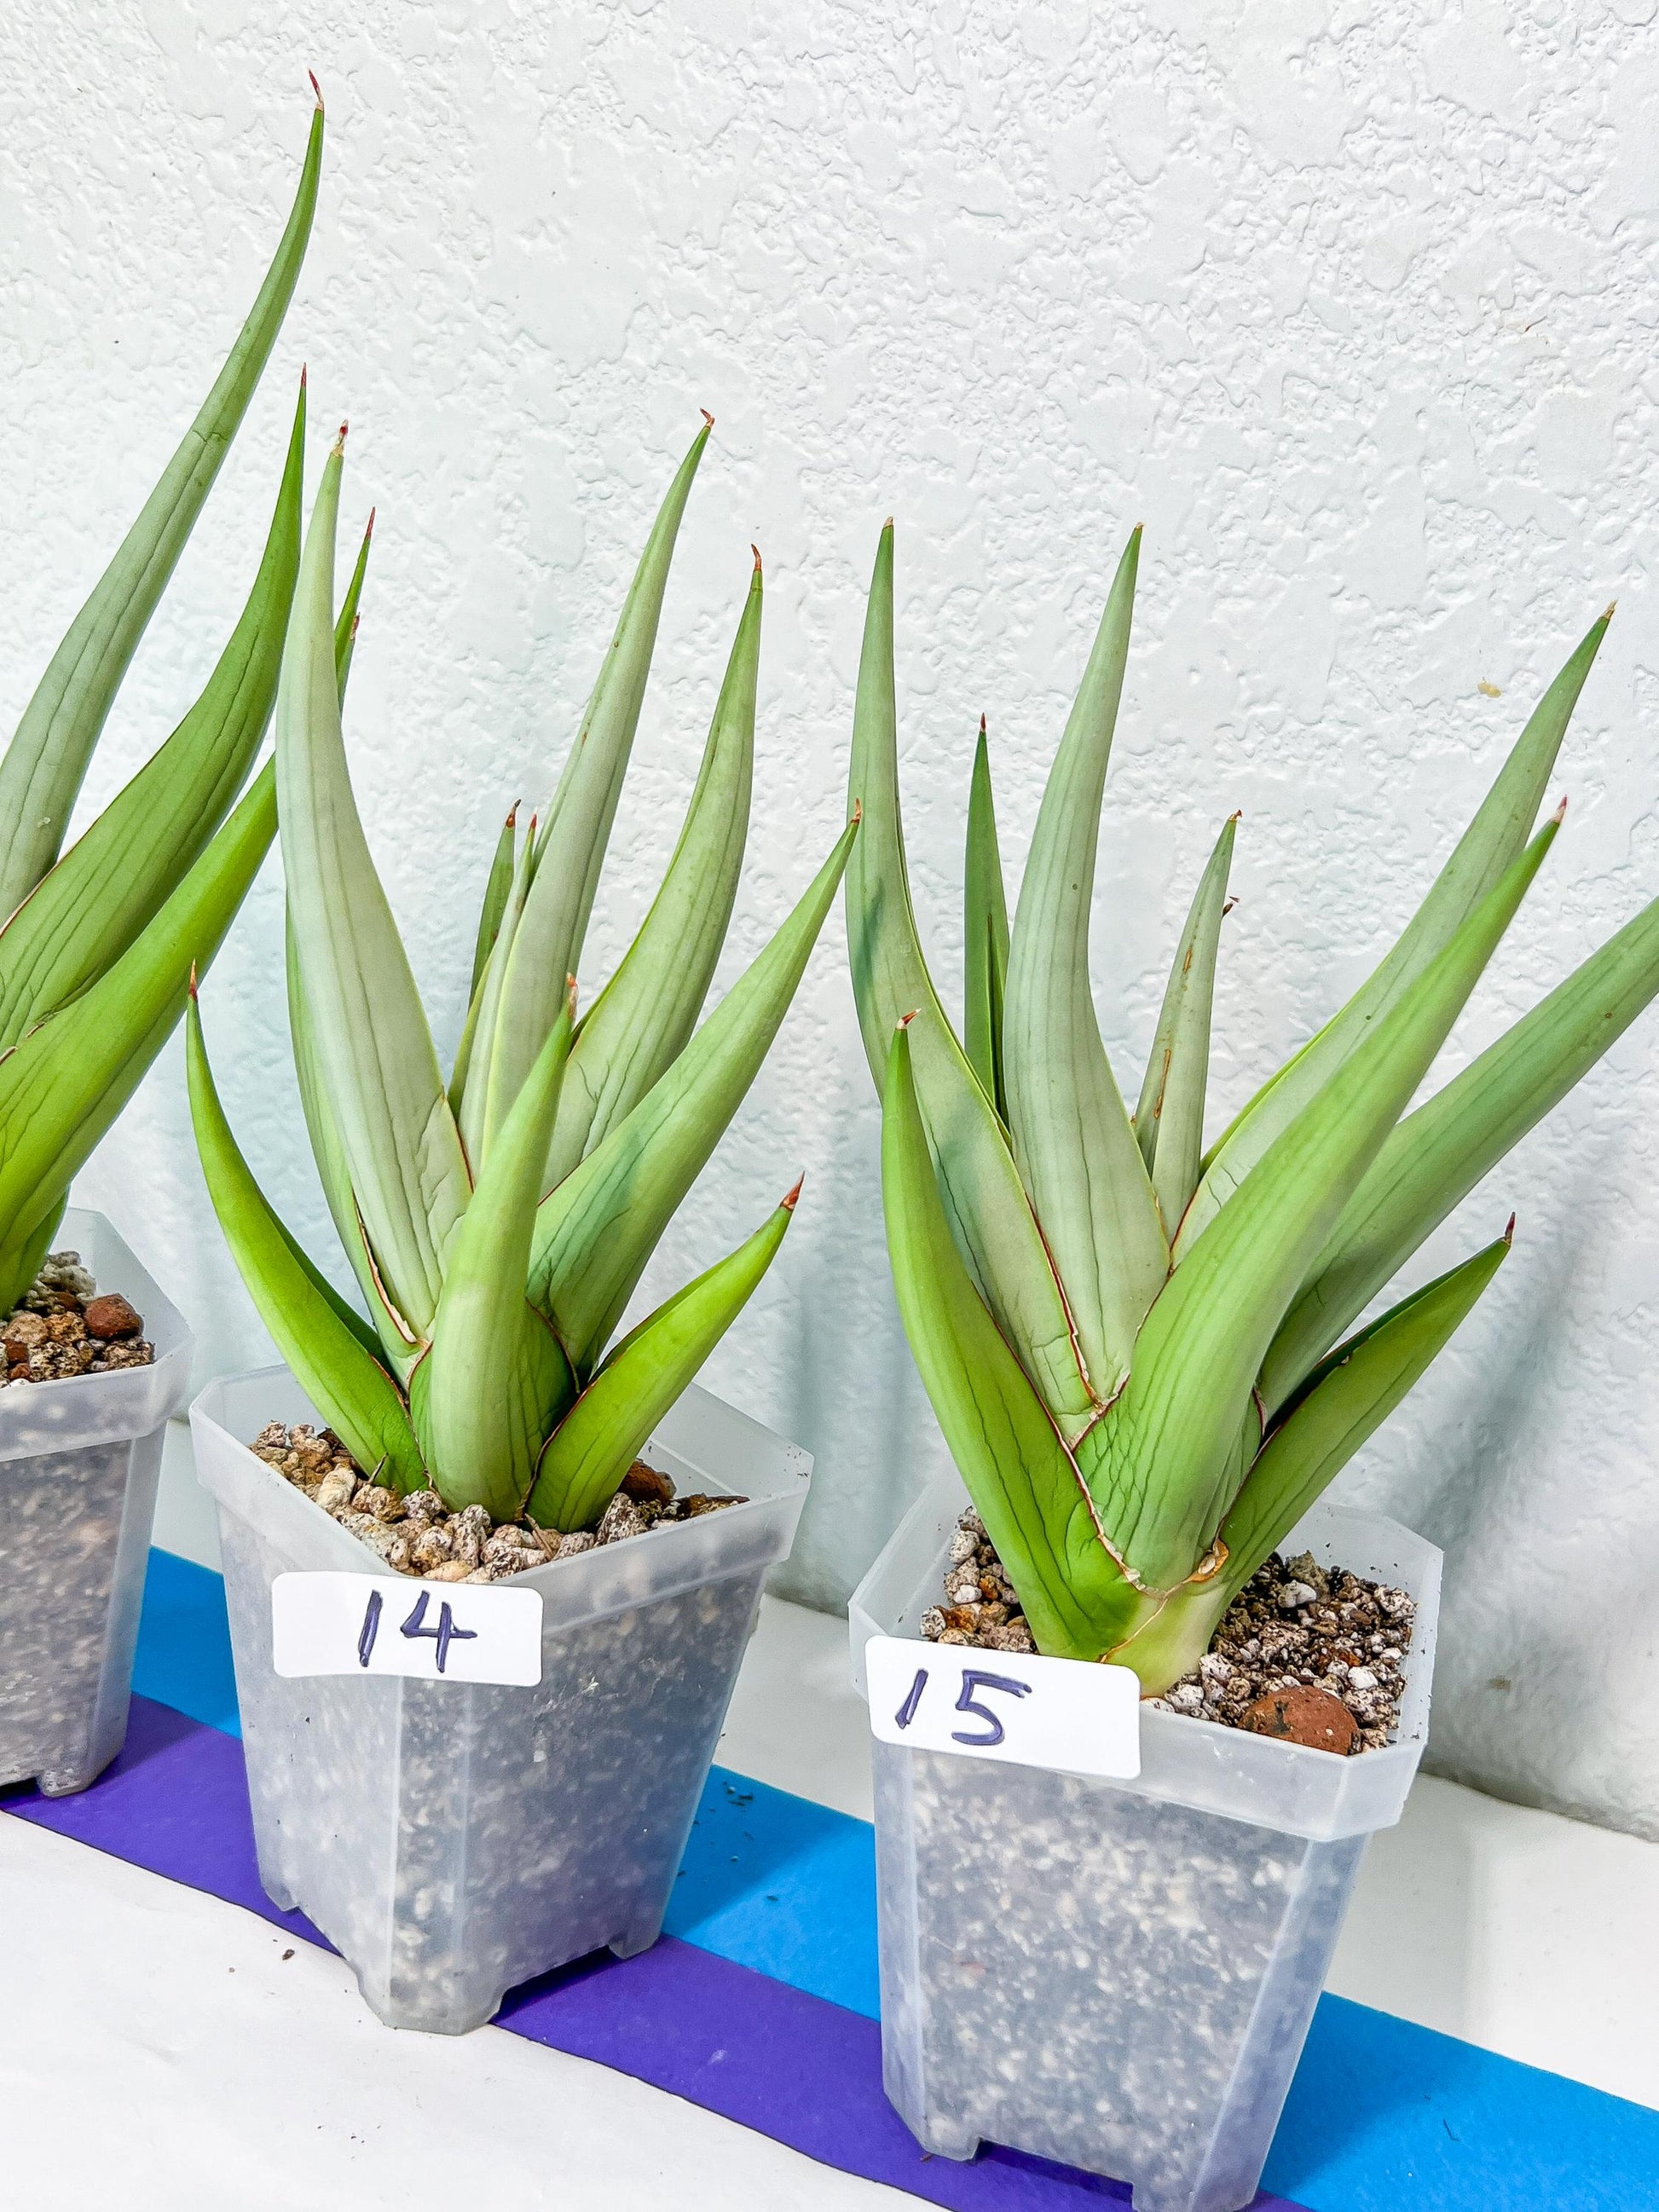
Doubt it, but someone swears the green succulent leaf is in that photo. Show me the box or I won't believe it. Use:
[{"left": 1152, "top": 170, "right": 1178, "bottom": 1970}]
[
  {"left": 0, "top": 378, "right": 305, "bottom": 1049},
  {"left": 1261, "top": 883, "right": 1659, "bottom": 1409},
  {"left": 332, "top": 507, "right": 373, "bottom": 700},
  {"left": 844, "top": 524, "right": 1097, "bottom": 1438},
  {"left": 276, "top": 439, "right": 471, "bottom": 1340},
  {"left": 455, "top": 806, "right": 538, "bottom": 1159},
  {"left": 419, "top": 996, "right": 577, "bottom": 1518},
  {"left": 962, "top": 718, "right": 1010, "bottom": 1120},
  {"left": 480, "top": 424, "right": 711, "bottom": 1145},
  {"left": 1078, "top": 817, "right": 1557, "bottom": 1592},
  {"left": 527, "top": 1180, "right": 795, "bottom": 1533},
  {"left": 1133, "top": 814, "right": 1237, "bottom": 1235},
  {"left": 0, "top": 101, "right": 324, "bottom": 917},
  {"left": 1179, "top": 615, "right": 1610, "bottom": 1258},
  {"left": 530, "top": 814, "right": 858, "bottom": 1377},
  {"left": 469, "top": 805, "right": 518, "bottom": 1003},
  {"left": 544, "top": 553, "right": 760, "bottom": 1188},
  {"left": 0, "top": 761, "right": 276, "bottom": 1310},
  {"left": 1002, "top": 528, "right": 1170, "bottom": 1398},
  {"left": 187, "top": 992, "right": 425, "bottom": 1489},
  {"left": 880, "top": 1022, "right": 1147, "bottom": 1663}
]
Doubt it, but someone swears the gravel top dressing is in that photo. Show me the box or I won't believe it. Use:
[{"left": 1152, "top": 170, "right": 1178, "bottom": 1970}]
[
  {"left": 921, "top": 1506, "right": 1415, "bottom": 1753},
  {"left": 0, "top": 1250, "right": 154, "bottom": 1389},
  {"left": 249, "top": 1421, "right": 744, "bottom": 1580}
]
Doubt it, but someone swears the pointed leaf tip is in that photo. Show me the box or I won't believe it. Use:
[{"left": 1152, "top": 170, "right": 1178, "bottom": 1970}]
[
  {"left": 309, "top": 70, "right": 323, "bottom": 109},
  {"left": 366, "top": 506, "right": 376, "bottom": 537},
  {"left": 979, "top": 713, "right": 987, "bottom": 736},
  {"left": 851, "top": 798, "right": 864, "bottom": 827},
  {"left": 188, "top": 962, "right": 199, "bottom": 1000},
  {"left": 1504, "top": 1212, "right": 1517, "bottom": 1244},
  {"left": 783, "top": 1175, "right": 804, "bottom": 1210},
  {"left": 751, "top": 544, "right": 762, "bottom": 574},
  {"left": 1552, "top": 795, "right": 1569, "bottom": 824},
  {"left": 701, "top": 408, "right": 715, "bottom": 429},
  {"left": 1604, "top": 601, "right": 1617, "bottom": 621},
  {"left": 299, "top": 363, "right": 308, "bottom": 388}
]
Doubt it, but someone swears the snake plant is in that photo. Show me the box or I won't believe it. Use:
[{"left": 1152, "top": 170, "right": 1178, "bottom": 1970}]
[
  {"left": 850, "top": 523, "right": 1659, "bottom": 1692},
  {"left": 0, "top": 101, "right": 322, "bottom": 1315},
  {"left": 189, "top": 422, "right": 857, "bottom": 1528}
]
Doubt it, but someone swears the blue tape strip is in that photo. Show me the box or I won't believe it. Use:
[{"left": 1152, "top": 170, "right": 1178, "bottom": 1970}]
[{"left": 130, "top": 1547, "right": 1659, "bottom": 2212}]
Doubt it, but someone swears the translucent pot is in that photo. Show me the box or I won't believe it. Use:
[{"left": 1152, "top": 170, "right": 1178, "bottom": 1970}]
[
  {"left": 849, "top": 1475, "right": 1442, "bottom": 2212},
  {"left": 191, "top": 1364, "right": 812, "bottom": 2035},
  {"left": 0, "top": 1210, "right": 193, "bottom": 1796}
]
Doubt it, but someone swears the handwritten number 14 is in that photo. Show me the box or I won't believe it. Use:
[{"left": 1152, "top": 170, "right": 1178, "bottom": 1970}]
[
  {"left": 893, "top": 1662, "right": 1032, "bottom": 1748},
  {"left": 357, "top": 1588, "right": 478, "bottom": 1674}
]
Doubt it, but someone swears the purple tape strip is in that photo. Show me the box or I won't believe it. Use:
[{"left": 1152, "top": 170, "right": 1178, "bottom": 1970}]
[{"left": 3, "top": 1699, "right": 1302, "bottom": 2211}]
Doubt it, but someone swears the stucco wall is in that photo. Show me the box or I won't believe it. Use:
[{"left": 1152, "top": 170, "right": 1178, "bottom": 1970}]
[{"left": 4, "top": 0, "right": 1658, "bottom": 1839}]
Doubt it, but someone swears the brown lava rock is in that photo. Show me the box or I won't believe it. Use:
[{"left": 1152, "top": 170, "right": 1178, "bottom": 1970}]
[
  {"left": 0, "top": 1251, "right": 155, "bottom": 1388},
  {"left": 922, "top": 1510, "right": 1415, "bottom": 1753},
  {"left": 249, "top": 1429, "right": 745, "bottom": 1580},
  {"left": 1241, "top": 1684, "right": 1360, "bottom": 1755},
  {"left": 83, "top": 1292, "right": 143, "bottom": 1341}
]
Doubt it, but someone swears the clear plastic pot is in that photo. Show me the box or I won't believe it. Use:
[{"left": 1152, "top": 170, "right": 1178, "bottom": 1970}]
[
  {"left": 191, "top": 1364, "right": 812, "bottom": 2035},
  {"left": 0, "top": 1210, "right": 193, "bottom": 1795},
  {"left": 849, "top": 1473, "right": 1442, "bottom": 2212}
]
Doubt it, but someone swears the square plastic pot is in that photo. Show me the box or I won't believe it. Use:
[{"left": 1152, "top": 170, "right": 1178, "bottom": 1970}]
[
  {"left": 849, "top": 1472, "right": 1442, "bottom": 2212},
  {"left": 191, "top": 1363, "right": 812, "bottom": 2035},
  {"left": 0, "top": 1209, "right": 193, "bottom": 1796}
]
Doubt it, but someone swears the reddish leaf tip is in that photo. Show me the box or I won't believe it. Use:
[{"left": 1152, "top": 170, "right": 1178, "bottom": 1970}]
[
  {"left": 751, "top": 543, "right": 763, "bottom": 574},
  {"left": 897, "top": 1008, "right": 919, "bottom": 1030},
  {"left": 1552, "top": 795, "right": 1569, "bottom": 825},
  {"left": 299, "top": 362, "right": 308, "bottom": 388},
  {"left": 309, "top": 69, "right": 323, "bottom": 110},
  {"left": 365, "top": 505, "right": 376, "bottom": 537},
  {"left": 188, "top": 961, "right": 199, "bottom": 1001},
  {"left": 1504, "top": 1212, "right": 1517, "bottom": 1245},
  {"left": 782, "top": 1175, "right": 804, "bottom": 1211},
  {"left": 506, "top": 801, "right": 519, "bottom": 829},
  {"left": 850, "top": 797, "right": 864, "bottom": 827},
  {"left": 700, "top": 407, "right": 715, "bottom": 430}
]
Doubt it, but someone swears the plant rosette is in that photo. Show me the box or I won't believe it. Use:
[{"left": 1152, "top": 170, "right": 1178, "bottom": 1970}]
[
  {"left": 191, "top": 1362, "right": 810, "bottom": 2035},
  {"left": 0, "top": 1210, "right": 192, "bottom": 1796},
  {"left": 849, "top": 1471, "right": 1441, "bottom": 2212}
]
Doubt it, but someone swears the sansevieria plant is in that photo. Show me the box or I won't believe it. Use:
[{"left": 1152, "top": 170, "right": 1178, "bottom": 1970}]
[
  {"left": 849, "top": 523, "right": 1659, "bottom": 1692},
  {"left": 0, "top": 100, "right": 323, "bottom": 1312},
  {"left": 188, "top": 422, "right": 858, "bottom": 1531}
]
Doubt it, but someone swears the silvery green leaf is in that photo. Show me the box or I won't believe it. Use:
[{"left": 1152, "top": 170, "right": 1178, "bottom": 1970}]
[
  {"left": 1001, "top": 529, "right": 1169, "bottom": 1396},
  {"left": 483, "top": 424, "right": 711, "bottom": 1140},
  {"left": 844, "top": 525, "right": 1097, "bottom": 1437},
  {"left": 1132, "top": 814, "right": 1236, "bottom": 1234},
  {"left": 544, "top": 552, "right": 759, "bottom": 1188},
  {"left": 275, "top": 439, "right": 471, "bottom": 1340}
]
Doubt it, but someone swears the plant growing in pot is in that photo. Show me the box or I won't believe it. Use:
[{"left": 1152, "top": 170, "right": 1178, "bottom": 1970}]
[
  {"left": 187, "top": 419, "right": 857, "bottom": 2034},
  {"left": 843, "top": 523, "right": 1659, "bottom": 2212},
  {"left": 0, "top": 103, "right": 324, "bottom": 1799}
]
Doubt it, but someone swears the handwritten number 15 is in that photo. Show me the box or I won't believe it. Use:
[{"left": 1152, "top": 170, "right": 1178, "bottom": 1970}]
[{"left": 893, "top": 1661, "right": 1031, "bottom": 1748}]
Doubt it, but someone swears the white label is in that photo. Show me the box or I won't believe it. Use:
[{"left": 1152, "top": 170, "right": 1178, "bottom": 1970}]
[
  {"left": 866, "top": 1634, "right": 1141, "bottom": 1778},
  {"left": 271, "top": 1573, "right": 544, "bottom": 1687}
]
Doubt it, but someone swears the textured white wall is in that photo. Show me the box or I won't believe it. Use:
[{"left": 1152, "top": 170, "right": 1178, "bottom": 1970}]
[{"left": 4, "top": 0, "right": 1659, "bottom": 1839}]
